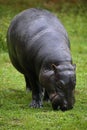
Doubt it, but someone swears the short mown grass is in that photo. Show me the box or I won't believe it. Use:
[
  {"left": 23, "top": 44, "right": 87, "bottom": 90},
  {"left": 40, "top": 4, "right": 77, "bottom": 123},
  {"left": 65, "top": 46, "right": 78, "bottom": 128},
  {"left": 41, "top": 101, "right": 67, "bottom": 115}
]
[{"left": 0, "top": 1, "right": 87, "bottom": 130}]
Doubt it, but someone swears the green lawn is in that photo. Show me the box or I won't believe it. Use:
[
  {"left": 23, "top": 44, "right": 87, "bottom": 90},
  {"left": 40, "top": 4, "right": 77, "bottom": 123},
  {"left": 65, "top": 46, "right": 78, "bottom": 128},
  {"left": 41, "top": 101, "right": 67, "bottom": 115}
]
[{"left": 0, "top": 1, "right": 87, "bottom": 130}]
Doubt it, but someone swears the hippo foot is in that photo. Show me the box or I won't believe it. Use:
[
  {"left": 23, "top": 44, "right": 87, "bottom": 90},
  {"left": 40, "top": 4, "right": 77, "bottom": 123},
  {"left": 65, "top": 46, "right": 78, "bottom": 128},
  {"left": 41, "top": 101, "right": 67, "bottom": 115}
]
[{"left": 29, "top": 100, "right": 43, "bottom": 108}]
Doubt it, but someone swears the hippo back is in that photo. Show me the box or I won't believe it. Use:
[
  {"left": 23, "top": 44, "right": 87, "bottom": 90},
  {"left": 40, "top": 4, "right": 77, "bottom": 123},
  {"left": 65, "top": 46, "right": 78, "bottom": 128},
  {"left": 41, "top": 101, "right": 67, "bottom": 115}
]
[{"left": 7, "top": 8, "right": 71, "bottom": 76}]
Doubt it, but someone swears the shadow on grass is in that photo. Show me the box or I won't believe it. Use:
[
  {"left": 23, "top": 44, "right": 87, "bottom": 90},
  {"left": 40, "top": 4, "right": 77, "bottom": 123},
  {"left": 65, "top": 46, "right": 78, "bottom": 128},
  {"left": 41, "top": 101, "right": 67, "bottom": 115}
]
[{"left": 0, "top": 88, "right": 52, "bottom": 111}]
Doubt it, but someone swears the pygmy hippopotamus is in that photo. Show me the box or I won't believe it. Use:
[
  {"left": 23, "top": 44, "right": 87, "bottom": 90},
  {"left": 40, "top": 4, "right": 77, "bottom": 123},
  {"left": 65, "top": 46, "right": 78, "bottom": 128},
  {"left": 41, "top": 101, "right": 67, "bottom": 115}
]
[{"left": 7, "top": 8, "right": 76, "bottom": 111}]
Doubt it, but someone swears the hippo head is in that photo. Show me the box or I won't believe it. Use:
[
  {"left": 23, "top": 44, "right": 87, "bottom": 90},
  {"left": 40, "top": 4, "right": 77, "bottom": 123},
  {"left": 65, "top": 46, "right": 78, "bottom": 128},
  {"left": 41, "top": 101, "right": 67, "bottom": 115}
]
[{"left": 51, "top": 63, "right": 76, "bottom": 111}]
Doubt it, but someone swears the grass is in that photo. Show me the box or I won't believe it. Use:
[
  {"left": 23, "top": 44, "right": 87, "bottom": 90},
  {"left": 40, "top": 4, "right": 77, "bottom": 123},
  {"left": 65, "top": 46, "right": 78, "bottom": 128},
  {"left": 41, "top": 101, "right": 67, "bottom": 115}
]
[
  {"left": 0, "top": 1, "right": 87, "bottom": 130},
  {"left": 0, "top": 53, "right": 87, "bottom": 130}
]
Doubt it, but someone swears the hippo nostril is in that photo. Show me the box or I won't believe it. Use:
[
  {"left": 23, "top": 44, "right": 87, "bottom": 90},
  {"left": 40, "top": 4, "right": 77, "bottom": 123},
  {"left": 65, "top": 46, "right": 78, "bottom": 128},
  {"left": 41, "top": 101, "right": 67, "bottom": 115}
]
[{"left": 60, "top": 100, "right": 68, "bottom": 111}]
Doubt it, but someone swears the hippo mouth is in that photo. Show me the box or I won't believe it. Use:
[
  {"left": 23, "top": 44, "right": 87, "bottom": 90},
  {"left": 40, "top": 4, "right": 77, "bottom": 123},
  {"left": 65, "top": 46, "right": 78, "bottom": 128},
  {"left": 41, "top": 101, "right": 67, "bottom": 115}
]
[{"left": 51, "top": 94, "right": 73, "bottom": 111}]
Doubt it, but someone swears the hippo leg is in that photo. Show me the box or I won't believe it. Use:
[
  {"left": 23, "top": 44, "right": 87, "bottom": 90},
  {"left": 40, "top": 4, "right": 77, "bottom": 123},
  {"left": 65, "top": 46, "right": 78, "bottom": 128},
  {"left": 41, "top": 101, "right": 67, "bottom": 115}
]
[
  {"left": 24, "top": 75, "right": 32, "bottom": 92},
  {"left": 43, "top": 90, "right": 50, "bottom": 102},
  {"left": 28, "top": 74, "right": 43, "bottom": 108}
]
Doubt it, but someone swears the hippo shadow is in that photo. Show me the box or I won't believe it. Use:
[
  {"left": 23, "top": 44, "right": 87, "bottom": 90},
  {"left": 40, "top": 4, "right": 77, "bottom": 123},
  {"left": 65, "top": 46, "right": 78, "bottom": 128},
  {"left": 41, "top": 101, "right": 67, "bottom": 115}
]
[{"left": 0, "top": 88, "right": 52, "bottom": 111}]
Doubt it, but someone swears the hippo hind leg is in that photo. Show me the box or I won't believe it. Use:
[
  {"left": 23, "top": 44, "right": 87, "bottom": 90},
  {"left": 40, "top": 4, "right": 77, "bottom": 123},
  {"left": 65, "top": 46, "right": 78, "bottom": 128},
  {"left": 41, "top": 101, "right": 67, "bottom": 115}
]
[{"left": 27, "top": 73, "right": 43, "bottom": 108}]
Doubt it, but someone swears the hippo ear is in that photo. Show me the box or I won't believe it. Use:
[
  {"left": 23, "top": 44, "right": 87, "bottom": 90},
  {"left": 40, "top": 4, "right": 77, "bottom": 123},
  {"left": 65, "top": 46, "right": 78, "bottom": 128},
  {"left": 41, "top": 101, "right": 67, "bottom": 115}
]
[
  {"left": 51, "top": 64, "right": 57, "bottom": 72},
  {"left": 73, "top": 64, "right": 76, "bottom": 71}
]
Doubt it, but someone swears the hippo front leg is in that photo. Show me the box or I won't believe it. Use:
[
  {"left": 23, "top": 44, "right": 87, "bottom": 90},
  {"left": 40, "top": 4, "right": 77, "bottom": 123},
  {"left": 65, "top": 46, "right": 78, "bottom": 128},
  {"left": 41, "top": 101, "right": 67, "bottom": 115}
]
[
  {"left": 43, "top": 89, "right": 50, "bottom": 102},
  {"left": 29, "top": 85, "right": 43, "bottom": 108},
  {"left": 28, "top": 73, "right": 43, "bottom": 108}
]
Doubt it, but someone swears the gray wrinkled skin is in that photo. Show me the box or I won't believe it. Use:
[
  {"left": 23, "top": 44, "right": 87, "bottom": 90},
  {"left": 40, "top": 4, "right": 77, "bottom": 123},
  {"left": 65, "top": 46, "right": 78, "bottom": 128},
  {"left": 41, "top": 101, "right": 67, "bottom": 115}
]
[{"left": 7, "top": 8, "right": 76, "bottom": 111}]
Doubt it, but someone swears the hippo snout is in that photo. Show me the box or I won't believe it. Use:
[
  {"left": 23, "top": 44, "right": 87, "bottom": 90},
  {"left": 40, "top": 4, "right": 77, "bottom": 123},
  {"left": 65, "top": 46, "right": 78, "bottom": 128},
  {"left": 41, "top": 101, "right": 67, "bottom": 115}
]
[
  {"left": 51, "top": 95, "right": 74, "bottom": 111},
  {"left": 60, "top": 100, "right": 73, "bottom": 111}
]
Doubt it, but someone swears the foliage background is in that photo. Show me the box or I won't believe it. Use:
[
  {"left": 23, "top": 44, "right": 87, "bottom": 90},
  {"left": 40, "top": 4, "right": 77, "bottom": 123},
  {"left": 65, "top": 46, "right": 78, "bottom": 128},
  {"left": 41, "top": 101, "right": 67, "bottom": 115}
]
[{"left": 0, "top": 0, "right": 87, "bottom": 52}]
